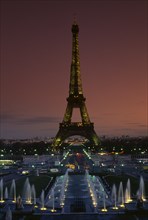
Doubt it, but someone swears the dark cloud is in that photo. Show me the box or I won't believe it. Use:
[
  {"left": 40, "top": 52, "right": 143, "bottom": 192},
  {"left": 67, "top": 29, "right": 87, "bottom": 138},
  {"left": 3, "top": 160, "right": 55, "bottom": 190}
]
[
  {"left": 19, "top": 116, "right": 60, "bottom": 124},
  {"left": 0, "top": 113, "right": 60, "bottom": 125},
  {"left": 0, "top": 113, "right": 17, "bottom": 121},
  {"left": 125, "top": 122, "right": 147, "bottom": 128}
]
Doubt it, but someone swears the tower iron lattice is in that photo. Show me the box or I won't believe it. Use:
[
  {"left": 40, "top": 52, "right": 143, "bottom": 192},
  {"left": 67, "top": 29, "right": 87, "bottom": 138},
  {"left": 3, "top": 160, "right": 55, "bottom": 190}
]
[{"left": 52, "top": 22, "right": 100, "bottom": 149}]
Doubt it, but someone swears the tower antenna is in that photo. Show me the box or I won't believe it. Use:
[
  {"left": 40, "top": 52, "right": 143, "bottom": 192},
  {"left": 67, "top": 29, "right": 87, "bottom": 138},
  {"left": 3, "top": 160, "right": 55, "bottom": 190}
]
[{"left": 73, "top": 13, "right": 77, "bottom": 24}]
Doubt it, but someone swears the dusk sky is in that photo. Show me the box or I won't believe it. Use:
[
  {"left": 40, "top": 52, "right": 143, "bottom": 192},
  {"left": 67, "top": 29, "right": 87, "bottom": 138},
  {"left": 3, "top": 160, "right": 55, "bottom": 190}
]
[{"left": 0, "top": 0, "right": 147, "bottom": 139}]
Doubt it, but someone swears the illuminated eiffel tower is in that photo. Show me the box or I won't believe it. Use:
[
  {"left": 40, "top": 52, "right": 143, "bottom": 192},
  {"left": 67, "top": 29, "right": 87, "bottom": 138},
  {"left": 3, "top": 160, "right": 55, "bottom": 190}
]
[{"left": 52, "top": 22, "right": 100, "bottom": 149}]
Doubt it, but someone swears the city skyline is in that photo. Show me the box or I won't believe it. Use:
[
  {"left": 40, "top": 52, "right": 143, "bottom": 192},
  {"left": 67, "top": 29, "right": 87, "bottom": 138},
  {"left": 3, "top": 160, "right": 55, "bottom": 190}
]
[{"left": 0, "top": 0, "right": 147, "bottom": 139}]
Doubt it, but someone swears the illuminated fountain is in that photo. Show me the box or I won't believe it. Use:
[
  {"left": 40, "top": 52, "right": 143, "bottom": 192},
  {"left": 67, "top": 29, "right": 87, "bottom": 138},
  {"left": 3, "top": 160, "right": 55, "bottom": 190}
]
[
  {"left": 59, "top": 170, "right": 69, "bottom": 208},
  {"left": 45, "top": 172, "right": 68, "bottom": 211},
  {"left": 23, "top": 178, "right": 31, "bottom": 204},
  {"left": 4, "top": 187, "right": 9, "bottom": 200},
  {"left": 36, "top": 169, "right": 39, "bottom": 176},
  {"left": 85, "top": 170, "right": 112, "bottom": 211},
  {"left": 0, "top": 179, "right": 4, "bottom": 203},
  {"left": 101, "top": 191, "right": 107, "bottom": 212},
  {"left": 137, "top": 176, "right": 146, "bottom": 201},
  {"left": 40, "top": 190, "right": 46, "bottom": 210},
  {"left": 50, "top": 188, "right": 56, "bottom": 212},
  {"left": 85, "top": 171, "right": 98, "bottom": 209},
  {"left": 31, "top": 184, "right": 36, "bottom": 205},
  {"left": 5, "top": 206, "right": 12, "bottom": 220},
  {"left": 118, "top": 182, "right": 124, "bottom": 207},
  {"left": 111, "top": 184, "right": 118, "bottom": 209},
  {"left": 10, "top": 179, "right": 16, "bottom": 203},
  {"left": 93, "top": 174, "right": 112, "bottom": 209},
  {"left": 125, "top": 178, "right": 132, "bottom": 203}
]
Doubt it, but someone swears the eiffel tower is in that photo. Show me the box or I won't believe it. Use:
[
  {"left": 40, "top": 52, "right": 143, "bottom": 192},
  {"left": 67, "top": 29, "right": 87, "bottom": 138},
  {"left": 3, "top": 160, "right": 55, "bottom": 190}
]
[{"left": 52, "top": 22, "right": 100, "bottom": 149}]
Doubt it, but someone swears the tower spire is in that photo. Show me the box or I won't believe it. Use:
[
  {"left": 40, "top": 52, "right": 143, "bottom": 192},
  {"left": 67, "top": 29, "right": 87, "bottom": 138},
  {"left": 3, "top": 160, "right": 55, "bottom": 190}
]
[
  {"left": 73, "top": 13, "right": 77, "bottom": 25},
  {"left": 70, "top": 22, "right": 83, "bottom": 96}
]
